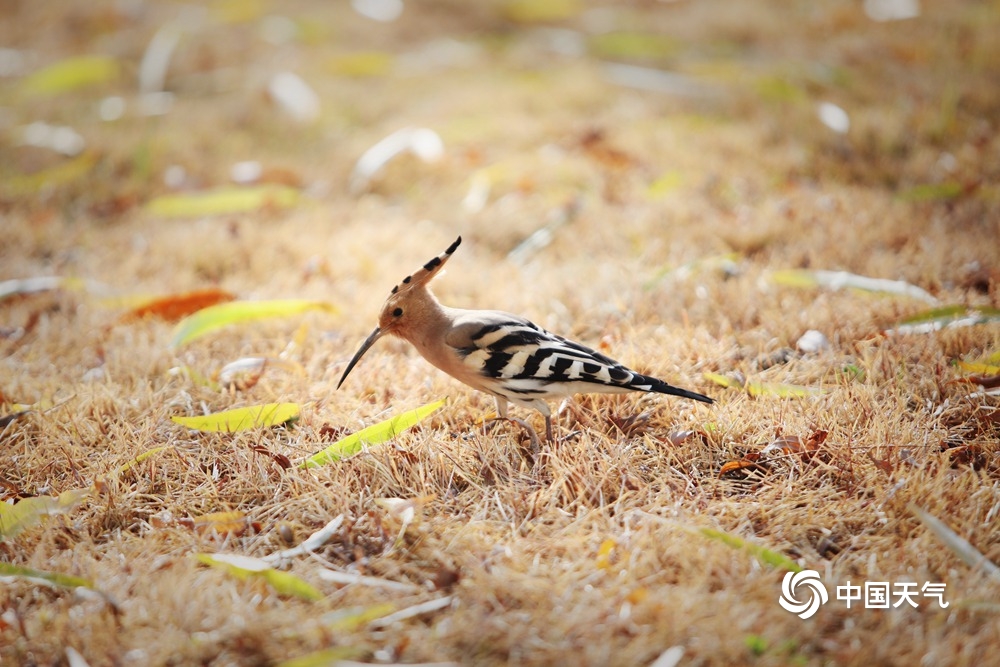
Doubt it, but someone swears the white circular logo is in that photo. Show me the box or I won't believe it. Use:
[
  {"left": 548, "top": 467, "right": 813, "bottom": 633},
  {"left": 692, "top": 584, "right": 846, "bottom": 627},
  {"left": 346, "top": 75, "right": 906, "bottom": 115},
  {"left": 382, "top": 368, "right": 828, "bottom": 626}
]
[{"left": 779, "top": 570, "right": 829, "bottom": 619}]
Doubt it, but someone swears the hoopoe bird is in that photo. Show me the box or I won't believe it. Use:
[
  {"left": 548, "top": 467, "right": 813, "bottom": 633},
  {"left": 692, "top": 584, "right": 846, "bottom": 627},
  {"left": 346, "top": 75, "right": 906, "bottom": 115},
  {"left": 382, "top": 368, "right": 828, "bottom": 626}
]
[{"left": 338, "top": 236, "right": 713, "bottom": 441}]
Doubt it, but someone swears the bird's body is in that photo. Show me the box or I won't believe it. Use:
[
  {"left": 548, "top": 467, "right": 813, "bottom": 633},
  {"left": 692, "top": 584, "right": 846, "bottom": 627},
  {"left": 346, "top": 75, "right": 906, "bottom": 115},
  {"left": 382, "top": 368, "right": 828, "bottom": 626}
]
[{"left": 338, "top": 237, "right": 712, "bottom": 440}]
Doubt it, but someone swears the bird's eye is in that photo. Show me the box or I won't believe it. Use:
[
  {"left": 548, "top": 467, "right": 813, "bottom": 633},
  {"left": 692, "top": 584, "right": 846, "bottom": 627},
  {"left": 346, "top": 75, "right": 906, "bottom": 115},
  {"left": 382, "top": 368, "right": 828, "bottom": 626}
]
[{"left": 392, "top": 307, "right": 403, "bottom": 317}]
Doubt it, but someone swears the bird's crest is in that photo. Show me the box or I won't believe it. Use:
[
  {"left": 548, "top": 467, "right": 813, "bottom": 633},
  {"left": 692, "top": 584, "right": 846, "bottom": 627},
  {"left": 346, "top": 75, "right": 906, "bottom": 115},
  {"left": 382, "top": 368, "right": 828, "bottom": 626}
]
[{"left": 390, "top": 236, "right": 461, "bottom": 295}]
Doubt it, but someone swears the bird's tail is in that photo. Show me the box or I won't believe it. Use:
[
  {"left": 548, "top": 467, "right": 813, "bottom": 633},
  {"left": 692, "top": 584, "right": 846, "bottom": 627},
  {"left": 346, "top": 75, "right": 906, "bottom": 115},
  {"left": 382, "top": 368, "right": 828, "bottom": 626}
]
[{"left": 641, "top": 375, "right": 714, "bottom": 404}]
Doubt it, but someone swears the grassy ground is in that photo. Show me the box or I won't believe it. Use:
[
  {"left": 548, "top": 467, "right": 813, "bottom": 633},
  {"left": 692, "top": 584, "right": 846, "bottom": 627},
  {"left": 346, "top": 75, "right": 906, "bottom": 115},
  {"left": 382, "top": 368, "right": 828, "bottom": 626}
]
[{"left": 2, "top": 1, "right": 999, "bottom": 665}]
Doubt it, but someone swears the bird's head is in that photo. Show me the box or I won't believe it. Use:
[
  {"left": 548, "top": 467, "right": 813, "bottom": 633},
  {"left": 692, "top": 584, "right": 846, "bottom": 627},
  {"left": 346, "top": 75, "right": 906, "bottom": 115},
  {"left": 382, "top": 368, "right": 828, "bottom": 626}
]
[{"left": 337, "top": 236, "right": 461, "bottom": 388}]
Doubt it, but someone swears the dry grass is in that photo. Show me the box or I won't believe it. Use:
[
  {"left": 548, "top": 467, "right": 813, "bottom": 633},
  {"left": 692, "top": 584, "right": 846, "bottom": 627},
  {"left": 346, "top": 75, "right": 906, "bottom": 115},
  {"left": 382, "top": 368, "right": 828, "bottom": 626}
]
[{"left": 2, "top": 1, "right": 1000, "bottom": 665}]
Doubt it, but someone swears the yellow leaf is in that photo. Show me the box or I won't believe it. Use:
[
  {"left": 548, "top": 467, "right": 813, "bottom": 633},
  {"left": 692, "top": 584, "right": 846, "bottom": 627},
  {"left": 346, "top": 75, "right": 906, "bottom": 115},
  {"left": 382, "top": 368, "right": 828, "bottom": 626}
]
[
  {"left": 192, "top": 511, "right": 249, "bottom": 536},
  {"left": 0, "top": 488, "right": 90, "bottom": 540},
  {"left": 321, "top": 602, "right": 397, "bottom": 631},
  {"left": 170, "top": 299, "right": 336, "bottom": 347},
  {"left": 702, "top": 372, "right": 744, "bottom": 389},
  {"left": 327, "top": 51, "right": 393, "bottom": 77},
  {"left": 172, "top": 403, "right": 300, "bottom": 433},
  {"left": 276, "top": 647, "right": 363, "bottom": 667},
  {"left": 195, "top": 553, "right": 322, "bottom": 600},
  {"left": 115, "top": 445, "right": 172, "bottom": 477},
  {"left": 301, "top": 399, "right": 446, "bottom": 468},
  {"left": 956, "top": 360, "right": 1000, "bottom": 375},
  {"left": 21, "top": 55, "right": 119, "bottom": 95},
  {"left": 596, "top": 538, "right": 616, "bottom": 570},
  {"left": 502, "top": 0, "right": 580, "bottom": 23},
  {"left": 645, "top": 170, "right": 684, "bottom": 198},
  {"left": 145, "top": 185, "right": 299, "bottom": 217}
]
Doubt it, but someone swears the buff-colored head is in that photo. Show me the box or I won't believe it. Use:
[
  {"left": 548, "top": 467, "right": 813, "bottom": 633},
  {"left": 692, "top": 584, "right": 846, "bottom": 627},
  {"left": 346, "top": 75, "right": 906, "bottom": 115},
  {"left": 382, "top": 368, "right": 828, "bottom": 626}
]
[{"left": 337, "top": 236, "right": 461, "bottom": 388}]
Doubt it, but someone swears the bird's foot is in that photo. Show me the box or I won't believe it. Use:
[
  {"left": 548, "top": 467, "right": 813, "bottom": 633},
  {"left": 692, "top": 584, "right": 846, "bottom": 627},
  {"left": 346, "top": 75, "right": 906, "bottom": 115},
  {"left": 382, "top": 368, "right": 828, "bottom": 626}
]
[{"left": 483, "top": 416, "right": 542, "bottom": 454}]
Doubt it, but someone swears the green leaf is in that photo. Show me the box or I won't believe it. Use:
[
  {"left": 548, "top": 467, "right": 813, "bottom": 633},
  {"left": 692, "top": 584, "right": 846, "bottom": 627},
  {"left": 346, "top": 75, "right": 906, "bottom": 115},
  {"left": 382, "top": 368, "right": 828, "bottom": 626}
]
[
  {"left": 0, "top": 562, "right": 95, "bottom": 589},
  {"left": 897, "top": 182, "right": 964, "bottom": 201},
  {"left": 0, "top": 488, "right": 91, "bottom": 540},
  {"left": 590, "top": 32, "right": 680, "bottom": 61},
  {"left": 21, "top": 55, "right": 119, "bottom": 95},
  {"left": 172, "top": 403, "right": 300, "bottom": 432},
  {"left": 697, "top": 527, "right": 802, "bottom": 572},
  {"left": 744, "top": 634, "right": 770, "bottom": 656},
  {"left": 301, "top": 399, "right": 446, "bottom": 468},
  {"left": 4, "top": 153, "right": 99, "bottom": 196},
  {"left": 195, "top": 553, "right": 323, "bottom": 600},
  {"left": 171, "top": 299, "right": 336, "bottom": 347},
  {"left": 146, "top": 185, "right": 299, "bottom": 218}
]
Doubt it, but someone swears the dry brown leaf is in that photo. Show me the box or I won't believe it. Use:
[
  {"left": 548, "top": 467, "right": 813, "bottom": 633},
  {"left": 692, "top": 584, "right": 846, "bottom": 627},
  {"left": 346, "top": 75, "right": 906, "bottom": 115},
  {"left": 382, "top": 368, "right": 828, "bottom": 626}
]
[
  {"left": 719, "top": 455, "right": 761, "bottom": 477},
  {"left": 190, "top": 511, "right": 251, "bottom": 537},
  {"left": 251, "top": 445, "right": 292, "bottom": 469},
  {"left": 122, "top": 288, "right": 237, "bottom": 322}
]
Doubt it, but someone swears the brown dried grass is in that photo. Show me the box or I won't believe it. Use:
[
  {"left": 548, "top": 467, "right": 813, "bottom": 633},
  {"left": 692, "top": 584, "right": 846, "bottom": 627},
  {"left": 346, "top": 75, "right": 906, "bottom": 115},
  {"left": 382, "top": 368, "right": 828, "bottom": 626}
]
[{"left": 2, "top": 1, "right": 1000, "bottom": 665}]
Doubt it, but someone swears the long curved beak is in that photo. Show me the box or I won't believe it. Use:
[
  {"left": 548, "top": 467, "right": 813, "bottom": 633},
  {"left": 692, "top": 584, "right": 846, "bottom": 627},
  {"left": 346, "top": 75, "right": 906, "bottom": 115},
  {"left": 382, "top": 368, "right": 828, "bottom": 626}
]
[{"left": 337, "top": 326, "right": 385, "bottom": 389}]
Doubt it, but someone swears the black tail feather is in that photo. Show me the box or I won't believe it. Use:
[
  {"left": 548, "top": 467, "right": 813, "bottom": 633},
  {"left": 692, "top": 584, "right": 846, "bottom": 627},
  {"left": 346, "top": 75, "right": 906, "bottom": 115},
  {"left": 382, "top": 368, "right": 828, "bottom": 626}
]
[{"left": 643, "top": 375, "right": 714, "bottom": 404}]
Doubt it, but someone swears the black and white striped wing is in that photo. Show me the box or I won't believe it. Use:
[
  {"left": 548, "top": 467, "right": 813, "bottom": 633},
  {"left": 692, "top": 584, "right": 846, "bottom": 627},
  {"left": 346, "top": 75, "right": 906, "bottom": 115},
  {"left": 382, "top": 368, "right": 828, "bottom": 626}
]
[
  {"left": 449, "top": 314, "right": 640, "bottom": 393},
  {"left": 445, "top": 310, "right": 714, "bottom": 404}
]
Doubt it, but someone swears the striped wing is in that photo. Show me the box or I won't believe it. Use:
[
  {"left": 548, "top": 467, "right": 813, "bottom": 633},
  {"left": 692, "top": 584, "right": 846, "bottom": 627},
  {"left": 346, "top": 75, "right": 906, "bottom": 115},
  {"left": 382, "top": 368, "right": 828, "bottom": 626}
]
[{"left": 448, "top": 314, "right": 642, "bottom": 393}]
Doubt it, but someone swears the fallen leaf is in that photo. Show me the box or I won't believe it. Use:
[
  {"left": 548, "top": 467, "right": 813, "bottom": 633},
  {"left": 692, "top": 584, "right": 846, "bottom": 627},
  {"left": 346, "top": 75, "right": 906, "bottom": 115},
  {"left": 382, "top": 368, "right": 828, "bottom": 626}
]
[
  {"left": 0, "top": 488, "right": 90, "bottom": 540},
  {"left": 146, "top": 185, "right": 299, "bottom": 217},
  {"left": 897, "top": 182, "right": 965, "bottom": 201},
  {"left": 955, "top": 360, "right": 1000, "bottom": 376},
  {"left": 596, "top": 538, "right": 617, "bottom": 570},
  {"left": 301, "top": 400, "right": 445, "bottom": 468},
  {"left": 866, "top": 450, "right": 894, "bottom": 475},
  {"left": 251, "top": 445, "right": 292, "bottom": 469},
  {"left": 719, "top": 457, "right": 761, "bottom": 476},
  {"left": 115, "top": 445, "right": 173, "bottom": 477},
  {"left": 275, "top": 648, "right": 363, "bottom": 667},
  {"left": 20, "top": 55, "right": 119, "bottom": 95},
  {"left": 0, "top": 562, "right": 95, "bottom": 589},
  {"left": 589, "top": 32, "right": 679, "bottom": 61},
  {"left": 4, "top": 152, "right": 99, "bottom": 196},
  {"left": 171, "top": 403, "right": 300, "bottom": 433},
  {"left": 327, "top": 51, "right": 393, "bottom": 77},
  {"left": 171, "top": 299, "right": 335, "bottom": 347},
  {"left": 702, "top": 372, "right": 745, "bottom": 389},
  {"left": 195, "top": 553, "right": 323, "bottom": 600},
  {"left": 697, "top": 527, "right": 802, "bottom": 572},
  {"left": 770, "top": 269, "right": 937, "bottom": 303},
  {"left": 121, "top": 288, "right": 236, "bottom": 322},
  {"left": 501, "top": 0, "right": 580, "bottom": 22},
  {"left": 191, "top": 511, "right": 250, "bottom": 537},
  {"left": 887, "top": 305, "right": 1000, "bottom": 335}
]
